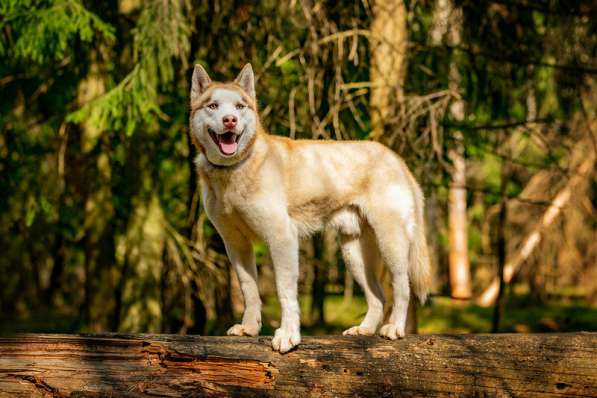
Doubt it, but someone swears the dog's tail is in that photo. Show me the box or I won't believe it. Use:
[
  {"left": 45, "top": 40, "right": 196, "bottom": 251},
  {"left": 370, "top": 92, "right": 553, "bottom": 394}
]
[{"left": 408, "top": 186, "right": 432, "bottom": 304}]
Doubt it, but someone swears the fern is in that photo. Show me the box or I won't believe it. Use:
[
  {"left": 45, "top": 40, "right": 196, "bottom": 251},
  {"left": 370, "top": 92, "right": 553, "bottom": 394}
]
[
  {"left": 66, "top": 0, "right": 192, "bottom": 135},
  {"left": 0, "top": 0, "right": 114, "bottom": 63}
]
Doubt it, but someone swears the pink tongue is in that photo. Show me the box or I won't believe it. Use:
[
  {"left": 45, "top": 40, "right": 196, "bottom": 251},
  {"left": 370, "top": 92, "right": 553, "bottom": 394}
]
[{"left": 218, "top": 134, "right": 238, "bottom": 155}]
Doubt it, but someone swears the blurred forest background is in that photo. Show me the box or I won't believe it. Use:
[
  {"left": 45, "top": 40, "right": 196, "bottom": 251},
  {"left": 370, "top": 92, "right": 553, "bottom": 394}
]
[{"left": 1, "top": 0, "right": 595, "bottom": 336}]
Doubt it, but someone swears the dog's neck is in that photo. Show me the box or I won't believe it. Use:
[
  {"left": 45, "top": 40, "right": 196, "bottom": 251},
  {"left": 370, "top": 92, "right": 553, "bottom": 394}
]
[{"left": 204, "top": 145, "right": 254, "bottom": 170}]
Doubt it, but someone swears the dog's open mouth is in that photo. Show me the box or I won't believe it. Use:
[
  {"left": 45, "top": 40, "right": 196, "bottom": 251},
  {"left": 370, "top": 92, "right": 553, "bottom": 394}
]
[{"left": 208, "top": 128, "right": 241, "bottom": 156}]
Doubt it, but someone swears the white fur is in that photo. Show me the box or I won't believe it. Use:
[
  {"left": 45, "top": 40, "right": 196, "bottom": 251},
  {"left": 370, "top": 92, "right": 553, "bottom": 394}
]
[
  {"left": 191, "top": 88, "right": 257, "bottom": 167},
  {"left": 190, "top": 64, "right": 432, "bottom": 353}
]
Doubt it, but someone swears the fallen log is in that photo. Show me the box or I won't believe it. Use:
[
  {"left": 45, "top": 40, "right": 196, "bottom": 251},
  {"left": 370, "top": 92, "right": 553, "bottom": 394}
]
[
  {"left": 0, "top": 333, "right": 595, "bottom": 397},
  {"left": 476, "top": 147, "right": 595, "bottom": 307}
]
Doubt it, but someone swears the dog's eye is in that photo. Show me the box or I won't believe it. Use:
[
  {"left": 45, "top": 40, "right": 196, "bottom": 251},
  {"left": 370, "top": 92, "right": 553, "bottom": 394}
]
[
  {"left": 207, "top": 103, "right": 218, "bottom": 110},
  {"left": 236, "top": 103, "right": 246, "bottom": 110}
]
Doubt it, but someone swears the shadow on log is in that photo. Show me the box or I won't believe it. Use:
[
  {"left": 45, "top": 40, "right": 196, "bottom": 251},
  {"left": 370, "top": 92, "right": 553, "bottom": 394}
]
[{"left": 0, "top": 333, "right": 595, "bottom": 397}]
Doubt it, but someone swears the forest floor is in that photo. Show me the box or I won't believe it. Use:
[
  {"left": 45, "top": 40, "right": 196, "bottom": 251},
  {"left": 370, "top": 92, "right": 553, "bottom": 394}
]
[
  {"left": 2, "top": 288, "right": 595, "bottom": 336},
  {"left": 260, "top": 289, "right": 597, "bottom": 336}
]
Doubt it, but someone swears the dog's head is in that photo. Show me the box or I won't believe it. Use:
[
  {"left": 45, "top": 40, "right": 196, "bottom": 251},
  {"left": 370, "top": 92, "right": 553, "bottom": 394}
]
[{"left": 189, "top": 64, "right": 259, "bottom": 166}]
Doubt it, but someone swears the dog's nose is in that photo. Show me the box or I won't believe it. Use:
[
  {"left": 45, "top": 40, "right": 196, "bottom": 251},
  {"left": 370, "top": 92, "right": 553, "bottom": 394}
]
[{"left": 223, "top": 115, "right": 237, "bottom": 129}]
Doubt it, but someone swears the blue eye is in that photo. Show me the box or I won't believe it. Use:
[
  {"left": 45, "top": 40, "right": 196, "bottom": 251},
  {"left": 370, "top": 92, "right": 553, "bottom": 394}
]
[
  {"left": 236, "top": 103, "right": 246, "bottom": 110},
  {"left": 207, "top": 103, "right": 218, "bottom": 110}
]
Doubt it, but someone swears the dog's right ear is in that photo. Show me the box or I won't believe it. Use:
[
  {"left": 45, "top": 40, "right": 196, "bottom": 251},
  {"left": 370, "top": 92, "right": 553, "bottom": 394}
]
[
  {"left": 235, "top": 63, "right": 255, "bottom": 99},
  {"left": 191, "top": 64, "right": 211, "bottom": 102}
]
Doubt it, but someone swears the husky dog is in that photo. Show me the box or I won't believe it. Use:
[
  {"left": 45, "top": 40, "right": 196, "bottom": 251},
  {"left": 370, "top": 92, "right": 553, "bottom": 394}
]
[{"left": 189, "top": 64, "right": 431, "bottom": 353}]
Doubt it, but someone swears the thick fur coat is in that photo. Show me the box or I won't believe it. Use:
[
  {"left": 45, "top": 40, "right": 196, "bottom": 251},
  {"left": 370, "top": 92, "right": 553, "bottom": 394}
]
[{"left": 189, "top": 64, "right": 431, "bottom": 353}]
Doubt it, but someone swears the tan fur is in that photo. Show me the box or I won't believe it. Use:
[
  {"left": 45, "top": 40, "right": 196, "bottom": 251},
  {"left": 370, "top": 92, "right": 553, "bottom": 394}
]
[{"left": 190, "top": 64, "right": 431, "bottom": 353}]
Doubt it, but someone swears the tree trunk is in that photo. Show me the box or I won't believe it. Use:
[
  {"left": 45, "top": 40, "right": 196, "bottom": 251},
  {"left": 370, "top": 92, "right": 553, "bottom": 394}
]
[
  {"left": 447, "top": 137, "right": 472, "bottom": 299},
  {"left": 185, "top": 9, "right": 207, "bottom": 336},
  {"left": 342, "top": 271, "right": 354, "bottom": 304},
  {"left": 310, "top": 235, "right": 326, "bottom": 326},
  {"left": 369, "top": 0, "right": 407, "bottom": 140},
  {"left": 492, "top": 157, "right": 509, "bottom": 332},
  {"left": 45, "top": 124, "right": 69, "bottom": 304},
  {"left": 432, "top": 0, "right": 472, "bottom": 299},
  {"left": 78, "top": 52, "right": 116, "bottom": 331},
  {"left": 1, "top": 333, "right": 595, "bottom": 397}
]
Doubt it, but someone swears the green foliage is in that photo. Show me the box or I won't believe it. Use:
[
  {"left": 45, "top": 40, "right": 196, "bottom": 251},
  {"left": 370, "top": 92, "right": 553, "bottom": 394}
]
[
  {"left": 0, "top": 0, "right": 595, "bottom": 335},
  {"left": 67, "top": 0, "right": 192, "bottom": 134},
  {"left": 0, "top": 0, "right": 114, "bottom": 63},
  {"left": 66, "top": 65, "right": 161, "bottom": 135}
]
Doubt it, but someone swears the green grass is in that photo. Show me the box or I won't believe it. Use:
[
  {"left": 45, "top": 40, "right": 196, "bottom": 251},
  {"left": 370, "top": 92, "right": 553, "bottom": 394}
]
[
  {"left": 2, "top": 292, "right": 596, "bottom": 336},
  {"left": 261, "top": 293, "right": 597, "bottom": 335},
  {"left": 418, "top": 294, "right": 597, "bottom": 334},
  {"left": 261, "top": 294, "right": 370, "bottom": 335}
]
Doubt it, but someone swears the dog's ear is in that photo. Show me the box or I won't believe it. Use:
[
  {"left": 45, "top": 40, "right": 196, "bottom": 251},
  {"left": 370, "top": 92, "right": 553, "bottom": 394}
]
[
  {"left": 191, "top": 64, "right": 211, "bottom": 101},
  {"left": 235, "top": 63, "right": 255, "bottom": 99}
]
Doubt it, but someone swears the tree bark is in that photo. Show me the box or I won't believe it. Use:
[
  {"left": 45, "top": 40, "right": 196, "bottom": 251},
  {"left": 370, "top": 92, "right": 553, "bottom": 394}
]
[
  {"left": 447, "top": 137, "right": 472, "bottom": 299},
  {"left": 492, "top": 156, "right": 509, "bottom": 332},
  {"left": 369, "top": 0, "right": 408, "bottom": 140},
  {"left": 78, "top": 52, "right": 116, "bottom": 331},
  {"left": 1, "top": 333, "right": 595, "bottom": 397},
  {"left": 432, "top": 0, "right": 472, "bottom": 300},
  {"left": 310, "top": 235, "right": 327, "bottom": 326}
]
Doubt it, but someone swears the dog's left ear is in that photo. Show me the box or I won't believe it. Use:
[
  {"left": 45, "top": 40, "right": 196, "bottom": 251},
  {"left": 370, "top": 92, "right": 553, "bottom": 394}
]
[{"left": 235, "top": 63, "right": 255, "bottom": 99}]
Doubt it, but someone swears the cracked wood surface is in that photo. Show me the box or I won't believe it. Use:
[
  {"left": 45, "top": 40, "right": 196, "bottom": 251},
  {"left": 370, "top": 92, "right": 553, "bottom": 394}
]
[{"left": 0, "top": 333, "right": 595, "bottom": 397}]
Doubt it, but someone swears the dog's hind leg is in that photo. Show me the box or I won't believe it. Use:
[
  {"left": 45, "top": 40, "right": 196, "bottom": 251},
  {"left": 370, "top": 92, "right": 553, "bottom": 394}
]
[
  {"left": 340, "top": 225, "right": 385, "bottom": 336},
  {"left": 373, "top": 220, "right": 411, "bottom": 340},
  {"left": 363, "top": 190, "right": 415, "bottom": 340}
]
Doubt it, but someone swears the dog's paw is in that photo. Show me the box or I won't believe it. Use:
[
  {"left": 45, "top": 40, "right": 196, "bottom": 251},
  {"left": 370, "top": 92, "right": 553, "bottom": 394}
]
[
  {"left": 272, "top": 327, "right": 301, "bottom": 353},
  {"left": 342, "top": 325, "right": 375, "bottom": 336},
  {"left": 226, "top": 322, "right": 260, "bottom": 337},
  {"left": 379, "top": 323, "right": 405, "bottom": 340}
]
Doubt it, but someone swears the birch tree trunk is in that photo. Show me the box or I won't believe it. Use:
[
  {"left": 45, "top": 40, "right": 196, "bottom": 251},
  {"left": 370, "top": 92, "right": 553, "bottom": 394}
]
[{"left": 432, "top": 0, "right": 472, "bottom": 299}]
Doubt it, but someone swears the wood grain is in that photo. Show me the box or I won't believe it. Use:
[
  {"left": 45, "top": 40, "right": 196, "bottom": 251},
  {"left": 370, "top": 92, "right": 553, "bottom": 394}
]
[{"left": 0, "top": 333, "right": 595, "bottom": 397}]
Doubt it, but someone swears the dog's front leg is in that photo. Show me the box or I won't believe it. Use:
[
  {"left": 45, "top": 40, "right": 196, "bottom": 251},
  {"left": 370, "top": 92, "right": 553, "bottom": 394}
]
[
  {"left": 267, "top": 225, "right": 301, "bottom": 353},
  {"left": 224, "top": 239, "right": 262, "bottom": 337}
]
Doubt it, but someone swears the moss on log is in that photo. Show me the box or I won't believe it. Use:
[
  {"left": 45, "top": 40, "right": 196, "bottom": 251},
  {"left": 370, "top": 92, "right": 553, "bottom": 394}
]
[{"left": 0, "top": 333, "right": 595, "bottom": 397}]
